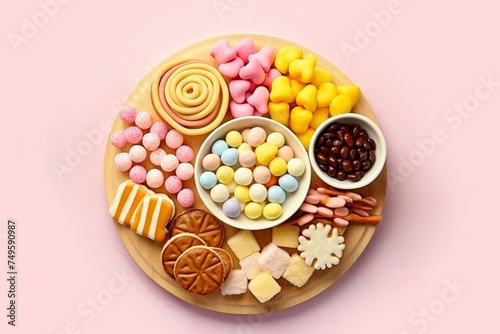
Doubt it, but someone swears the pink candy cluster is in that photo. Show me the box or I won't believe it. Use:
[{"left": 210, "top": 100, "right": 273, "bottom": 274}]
[
  {"left": 110, "top": 105, "right": 195, "bottom": 208},
  {"left": 209, "top": 38, "right": 281, "bottom": 118}
]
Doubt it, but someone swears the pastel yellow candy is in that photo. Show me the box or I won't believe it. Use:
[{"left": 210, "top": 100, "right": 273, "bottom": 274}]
[
  {"left": 329, "top": 94, "right": 353, "bottom": 116},
  {"left": 255, "top": 143, "right": 279, "bottom": 165},
  {"left": 310, "top": 67, "right": 333, "bottom": 87},
  {"left": 317, "top": 82, "right": 338, "bottom": 108},
  {"left": 245, "top": 202, "right": 263, "bottom": 219},
  {"left": 296, "top": 127, "right": 316, "bottom": 149},
  {"left": 270, "top": 76, "right": 294, "bottom": 103},
  {"left": 226, "top": 130, "right": 243, "bottom": 148},
  {"left": 309, "top": 107, "right": 330, "bottom": 129},
  {"left": 289, "top": 54, "right": 316, "bottom": 83},
  {"left": 216, "top": 166, "right": 234, "bottom": 184},
  {"left": 268, "top": 102, "right": 290, "bottom": 126},
  {"left": 337, "top": 86, "right": 361, "bottom": 106},
  {"left": 266, "top": 132, "right": 285, "bottom": 148},
  {"left": 234, "top": 185, "right": 251, "bottom": 203},
  {"left": 296, "top": 84, "right": 317, "bottom": 111},
  {"left": 289, "top": 77, "right": 306, "bottom": 100},
  {"left": 263, "top": 203, "right": 283, "bottom": 220},
  {"left": 269, "top": 157, "right": 287, "bottom": 176},
  {"left": 290, "top": 106, "right": 313, "bottom": 134},
  {"left": 237, "top": 142, "right": 252, "bottom": 153},
  {"left": 274, "top": 46, "right": 303, "bottom": 74}
]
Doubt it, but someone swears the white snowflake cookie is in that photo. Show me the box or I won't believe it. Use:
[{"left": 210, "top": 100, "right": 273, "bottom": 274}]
[{"left": 297, "top": 223, "right": 345, "bottom": 270}]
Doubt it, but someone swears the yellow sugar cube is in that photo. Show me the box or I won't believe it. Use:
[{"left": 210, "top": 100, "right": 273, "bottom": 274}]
[
  {"left": 283, "top": 253, "right": 315, "bottom": 288},
  {"left": 227, "top": 230, "right": 261, "bottom": 260},
  {"left": 248, "top": 271, "right": 281, "bottom": 303},
  {"left": 272, "top": 225, "right": 300, "bottom": 248}
]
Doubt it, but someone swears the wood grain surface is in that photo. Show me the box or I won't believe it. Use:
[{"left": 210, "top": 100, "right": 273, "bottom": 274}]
[{"left": 103, "top": 34, "right": 387, "bottom": 314}]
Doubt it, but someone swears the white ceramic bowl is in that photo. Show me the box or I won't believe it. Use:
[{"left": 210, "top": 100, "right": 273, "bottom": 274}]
[
  {"left": 308, "top": 113, "right": 387, "bottom": 190},
  {"left": 194, "top": 117, "right": 312, "bottom": 230}
]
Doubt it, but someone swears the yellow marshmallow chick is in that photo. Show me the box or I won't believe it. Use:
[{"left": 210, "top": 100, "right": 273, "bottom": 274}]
[
  {"left": 329, "top": 94, "right": 353, "bottom": 116},
  {"left": 296, "top": 128, "right": 316, "bottom": 149},
  {"left": 268, "top": 102, "right": 290, "bottom": 126},
  {"left": 310, "top": 67, "right": 333, "bottom": 87},
  {"left": 336, "top": 86, "right": 361, "bottom": 106},
  {"left": 288, "top": 54, "right": 316, "bottom": 83},
  {"left": 270, "top": 76, "right": 294, "bottom": 103},
  {"left": 274, "top": 46, "right": 303, "bottom": 74},
  {"left": 317, "top": 83, "right": 338, "bottom": 108},
  {"left": 290, "top": 106, "right": 313, "bottom": 134},
  {"left": 296, "top": 84, "right": 317, "bottom": 111},
  {"left": 309, "top": 107, "right": 330, "bottom": 129}
]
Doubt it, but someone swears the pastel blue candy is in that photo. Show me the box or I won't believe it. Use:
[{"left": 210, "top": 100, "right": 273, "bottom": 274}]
[
  {"left": 267, "top": 185, "right": 286, "bottom": 204},
  {"left": 211, "top": 139, "right": 229, "bottom": 156},
  {"left": 222, "top": 198, "right": 241, "bottom": 218},
  {"left": 278, "top": 174, "right": 298, "bottom": 192},
  {"left": 221, "top": 148, "right": 239, "bottom": 166},
  {"left": 199, "top": 171, "right": 217, "bottom": 189}
]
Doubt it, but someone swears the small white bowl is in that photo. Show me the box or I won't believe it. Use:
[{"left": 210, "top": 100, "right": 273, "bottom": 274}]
[
  {"left": 194, "top": 117, "right": 312, "bottom": 230},
  {"left": 309, "top": 113, "right": 386, "bottom": 190}
]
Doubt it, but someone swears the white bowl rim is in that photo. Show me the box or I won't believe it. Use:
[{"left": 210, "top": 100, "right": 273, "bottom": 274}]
[
  {"left": 308, "top": 113, "right": 387, "bottom": 190},
  {"left": 195, "top": 116, "right": 312, "bottom": 230}
]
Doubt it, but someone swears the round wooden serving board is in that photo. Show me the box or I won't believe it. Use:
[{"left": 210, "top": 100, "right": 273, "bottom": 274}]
[{"left": 104, "top": 34, "right": 387, "bottom": 314}]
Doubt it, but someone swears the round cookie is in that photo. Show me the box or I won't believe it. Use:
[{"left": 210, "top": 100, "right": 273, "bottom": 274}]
[
  {"left": 212, "top": 247, "right": 233, "bottom": 281},
  {"left": 168, "top": 209, "right": 224, "bottom": 247},
  {"left": 174, "top": 246, "right": 225, "bottom": 296},
  {"left": 160, "top": 233, "right": 206, "bottom": 278}
]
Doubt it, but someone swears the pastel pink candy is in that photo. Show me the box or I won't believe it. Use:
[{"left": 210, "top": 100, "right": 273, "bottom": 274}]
[
  {"left": 229, "top": 80, "right": 251, "bottom": 104},
  {"left": 230, "top": 101, "right": 254, "bottom": 118},
  {"left": 119, "top": 105, "right": 137, "bottom": 123},
  {"left": 177, "top": 188, "right": 195, "bottom": 208},
  {"left": 124, "top": 126, "right": 143, "bottom": 144},
  {"left": 129, "top": 165, "right": 147, "bottom": 184},
  {"left": 110, "top": 130, "right": 127, "bottom": 148},
  {"left": 248, "top": 81, "right": 258, "bottom": 93},
  {"left": 247, "top": 86, "right": 269, "bottom": 114},
  {"left": 209, "top": 39, "right": 237, "bottom": 64},
  {"left": 262, "top": 68, "right": 281, "bottom": 88},
  {"left": 239, "top": 58, "right": 265, "bottom": 85},
  {"left": 248, "top": 46, "right": 276, "bottom": 72},
  {"left": 165, "top": 175, "right": 183, "bottom": 194},
  {"left": 218, "top": 57, "right": 244, "bottom": 78},
  {"left": 234, "top": 38, "right": 257, "bottom": 63},
  {"left": 150, "top": 121, "right": 168, "bottom": 140}
]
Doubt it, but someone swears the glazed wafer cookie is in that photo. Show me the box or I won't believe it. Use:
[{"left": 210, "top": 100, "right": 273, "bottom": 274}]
[{"left": 109, "top": 180, "right": 153, "bottom": 226}]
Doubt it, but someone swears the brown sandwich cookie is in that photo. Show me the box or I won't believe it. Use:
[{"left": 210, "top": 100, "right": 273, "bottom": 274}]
[
  {"left": 174, "top": 246, "right": 224, "bottom": 296},
  {"left": 169, "top": 209, "right": 224, "bottom": 247},
  {"left": 161, "top": 233, "right": 206, "bottom": 278}
]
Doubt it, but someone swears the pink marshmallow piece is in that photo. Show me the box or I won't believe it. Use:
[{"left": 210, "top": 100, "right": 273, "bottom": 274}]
[
  {"left": 246, "top": 86, "right": 269, "bottom": 114},
  {"left": 248, "top": 46, "right": 276, "bottom": 72},
  {"left": 229, "top": 101, "right": 255, "bottom": 118},
  {"left": 262, "top": 68, "right": 282, "bottom": 88},
  {"left": 234, "top": 38, "right": 257, "bottom": 63},
  {"left": 239, "top": 58, "right": 266, "bottom": 85},
  {"left": 209, "top": 39, "right": 237, "bottom": 64},
  {"left": 229, "top": 80, "right": 251, "bottom": 104},
  {"left": 219, "top": 56, "right": 244, "bottom": 79}
]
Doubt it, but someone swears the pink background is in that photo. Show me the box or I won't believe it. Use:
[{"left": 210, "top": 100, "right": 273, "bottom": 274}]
[{"left": 2, "top": 0, "right": 499, "bottom": 333}]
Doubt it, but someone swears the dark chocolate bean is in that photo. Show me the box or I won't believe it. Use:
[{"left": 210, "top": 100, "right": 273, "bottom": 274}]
[
  {"left": 316, "top": 153, "right": 328, "bottom": 164},
  {"left": 367, "top": 138, "right": 376, "bottom": 150},
  {"left": 317, "top": 135, "right": 325, "bottom": 146},
  {"left": 333, "top": 140, "right": 343, "bottom": 148},
  {"left": 336, "top": 170, "right": 346, "bottom": 181},
  {"left": 353, "top": 160, "right": 361, "bottom": 171},
  {"left": 319, "top": 146, "right": 329, "bottom": 155},
  {"left": 359, "top": 129, "right": 368, "bottom": 139},
  {"left": 368, "top": 150, "right": 375, "bottom": 163},
  {"left": 323, "top": 132, "right": 334, "bottom": 139},
  {"left": 361, "top": 160, "right": 371, "bottom": 170},
  {"left": 352, "top": 125, "right": 360, "bottom": 138},
  {"left": 327, "top": 166, "right": 337, "bottom": 177},
  {"left": 342, "top": 160, "right": 353, "bottom": 172},
  {"left": 328, "top": 156, "right": 337, "bottom": 167},
  {"left": 336, "top": 130, "right": 344, "bottom": 141},
  {"left": 325, "top": 139, "right": 333, "bottom": 148},
  {"left": 355, "top": 137, "right": 364, "bottom": 147},
  {"left": 329, "top": 146, "right": 340, "bottom": 157},
  {"left": 319, "top": 163, "right": 328, "bottom": 172},
  {"left": 347, "top": 172, "right": 361, "bottom": 181},
  {"left": 327, "top": 123, "right": 339, "bottom": 133},
  {"left": 344, "top": 132, "right": 354, "bottom": 147},
  {"left": 340, "top": 146, "right": 350, "bottom": 159},
  {"left": 349, "top": 148, "right": 358, "bottom": 160}
]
